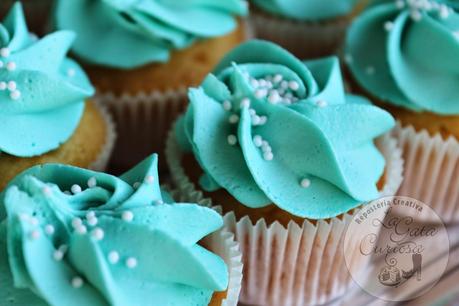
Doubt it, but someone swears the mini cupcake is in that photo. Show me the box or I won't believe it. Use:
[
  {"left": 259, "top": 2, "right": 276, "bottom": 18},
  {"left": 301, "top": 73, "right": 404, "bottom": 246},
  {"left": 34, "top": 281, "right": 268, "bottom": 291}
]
[
  {"left": 250, "top": 0, "right": 366, "bottom": 59},
  {"left": 0, "top": 3, "right": 115, "bottom": 191},
  {"left": 0, "top": 0, "right": 53, "bottom": 35},
  {"left": 167, "top": 40, "right": 403, "bottom": 305},
  {"left": 54, "top": 0, "right": 250, "bottom": 171},
  {"left": 0, "top": 154, "right": 243, "bottom": 306},
  {"left": 345, "top": 0, "right": 459, "bottom": 222}
]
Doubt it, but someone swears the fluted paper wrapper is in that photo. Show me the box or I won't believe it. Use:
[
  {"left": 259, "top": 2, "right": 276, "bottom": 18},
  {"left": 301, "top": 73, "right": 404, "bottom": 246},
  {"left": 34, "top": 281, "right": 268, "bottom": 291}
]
[
  {"left": 170, "top": 190, "right": 243, "bottom": 306},
  {"left": 250, "top": 11, "right": 350, "bottom": 59},
  {"left": 96, "top": 89, "right": 187, "bottom": 170},
  {"left": 166, "top": 131, "right": 404, "bottom": 306},
  {"left": 393, "top": 123, "right": 459, "bottom": 223},
  {"left": 89, "top": 102, "right": 117, "bottom": 172}
]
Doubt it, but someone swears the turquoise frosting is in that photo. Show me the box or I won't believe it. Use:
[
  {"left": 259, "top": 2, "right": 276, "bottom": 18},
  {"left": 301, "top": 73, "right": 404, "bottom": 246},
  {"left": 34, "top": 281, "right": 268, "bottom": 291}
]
[
  {"left": 0, "top": 154, "right": 228, "bottom": 306},
  {"left": 251, "top": 0, "right": 359, "bottom": 21},
  {"left": 175, "top": 40, "right": 395, "bottom": 220},
  {"left": 345, "top": 0, "right": 459, "bottom": 114},
  {"left": 54, "top": 0, "right": 248, "bottom": 69},
  {"left": 0, "top": 3, "right": 94, "bottom": 158}
]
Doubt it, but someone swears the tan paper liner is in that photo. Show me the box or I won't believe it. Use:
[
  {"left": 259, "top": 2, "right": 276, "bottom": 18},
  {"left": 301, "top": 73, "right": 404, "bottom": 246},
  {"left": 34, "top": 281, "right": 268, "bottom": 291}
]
[
  {"left": 169, "top": 190, "right": 243, "bottom": 306},
  {"left": 392, "top": 122, "right": 459, "bottom": 223},
  {"left": 166, "top": 130, "right": 404, "bottom": 306},
  {"left": 89, "top": 102, "right": 117, "bottom": 172},
  {"left": 250, "top": 10, "right": 350, "bottom": 60}
]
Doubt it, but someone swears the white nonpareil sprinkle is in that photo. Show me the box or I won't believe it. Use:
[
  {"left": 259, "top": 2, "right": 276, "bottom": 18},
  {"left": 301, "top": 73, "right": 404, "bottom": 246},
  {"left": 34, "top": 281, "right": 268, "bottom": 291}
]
[
  {"left": 396, "top": 0, "right": 405, "bottom": 9},
  {"left": 29, "top": 230, "right": 40, "bottom": 240},
  {"left": 108, "top": 251, "right": 120, "bottom": 264},
  {"left": 344, "top": 54, "right": 353, "bottom": 64},
  {"left": 384, "top": 21, "right": 394, "bottom": 31},
  {"left": 53, "top": 250, "right": 64, "bottom": 261},
  {"left": 133, "top": 182, "right": 141, "bottom": 189},
  {"left": 251, "top": 115, "right": 261, "bottom": 126},
  {"left": 87, "top": 177, "right": 97, "bottom": 188},
  {"left": 6, "top": 61, "right": 16, "bottom": 71},
  {"left": 144, "top": 175, "right": 154, "bottom": 184},
  {"left": 75, "top": 225, "right": 87, "bottom": 235},
  {"left": 86, "top": 211, "right": 96, "bottom": 219},
  {"left": 255, "top": 88, "right": 268, "bottom": 99},
  {"left": 67, "top": 68, "right": 76, "bottom": 77},
  {"left": 29, "top": 217, "right": 39, "bottom": 226},
  {"left": 87, "top": 217, "right": 98, "bottom": 227},
  {"left": 240, "top": 98, "right": 250, "bottom": 108},
  {"left": 227, "top": 134, "right": 237, "bottom": 146},
  {"left": 44, "top": 224, "right": 55, "bottom": 235},
  {"left": 365, "top": 66, "right": 375, "bottom": 75},
  {"left": 273, "top": 74, "right": 283, "bottom": 83},
  {"left": 126, "top": 257, "right": 138, "bottom": 269},
  {"left": 316, "top": 100, "right": 328, "bottom": 108},
  {"left": 250, "top": 79, "right": 259, "bottom": 88},
  {"left": 10, "top": 90, "right": 20, "bottom": 100},
  {"left": 72, "top": 218, "right": 83, "bottom": 228},
  {"left": 0, "top": 81, "right": 6, "bottom": 90},
  {"left": 7, "top": 81, "right": 16, "bottom": 91},
  {"left": 249, "top": 108, "right": 256, "bottom": 116},
  {"left": 71, "top": 277, "right": 84, "bottom": 289},
  {"left": 0, "top": 47, "right": 10, "bottom": 57},
  {"left": 91, "top": 228, "right": 104, "bottom": 241},
  {"left": 229, "top": 114, "right": 239, "bottom": 124},
  {"left": 288, "top": 81, "right": 299, "bottom": 91},
  {"left": 222, "top": 100, "right": 232, "bottom": 111},
  {"left": 259, "top": 116, "right": 268, "bottom": 125},
  {"left": 42, "top": 186, "right": 52, "bottom": 196},
  {"left": 253, "top": 135, "right": 263, "bottom": 147},
  {"left": 300, "top": 178, "right": 311, "bottom": 188},
  {"left": 410, "top": 10, "right": 422, "bottom": 21},
  {"left": 71, "top": 184, "right": 82, "bottom": 194},
  {"left": 263, "top": 152, "right": 274, "bottom": 161},
  {"left": 268, "top": 91, "right": 280, "bottom": 104},
  {"left": 122, "top": 211, "right": 134, "bottom": 222}
]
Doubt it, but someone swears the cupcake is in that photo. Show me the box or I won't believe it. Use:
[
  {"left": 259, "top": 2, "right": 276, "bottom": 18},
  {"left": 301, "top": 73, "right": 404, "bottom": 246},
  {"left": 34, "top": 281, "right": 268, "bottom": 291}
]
[
  {"left": 250, "top": 0, "right": 366, "bottom": 59},
  {"left": 0, "top": 0, "right": 53, "bottom": 35},
  {"left": 0, "top": 3, "right": 115, "bottom": 191},
  {"left": 345, "top": 0, "right": 459, "bottom": 222},
  {"left": 0, "top": 154, "right": 243, "bottom": 306},
  {"left": 167, "top": 40, "right": 403, "bottom": 305},
  {"left": 54, "top": 0, "right": 250, "bottom": 171}
]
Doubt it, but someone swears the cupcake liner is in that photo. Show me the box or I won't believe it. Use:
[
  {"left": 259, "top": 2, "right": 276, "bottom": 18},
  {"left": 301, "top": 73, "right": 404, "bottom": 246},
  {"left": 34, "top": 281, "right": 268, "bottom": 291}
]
[
  {"left": 392, "top": 122, "right": 459, "bottom": 223},
  {"left": 166, "top": 130, "right": 404, "bottom": 306},
  {"left": 89, "top": 101, "right": 117, "bottom": 172},
  {"left": 250, "top": 10, "right": 350, "bottom": 59},
  {"left": 169, "top": 189, "right": 243, "bottom": 306}
]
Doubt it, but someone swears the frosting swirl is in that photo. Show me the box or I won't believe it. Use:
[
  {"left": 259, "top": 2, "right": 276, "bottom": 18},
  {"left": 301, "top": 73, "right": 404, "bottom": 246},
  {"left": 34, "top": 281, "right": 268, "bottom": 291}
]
[
  {"left": 251, "top": 0, "right": 359, "bottom": 21},
  {"left": 0, "top": 154, "right": 228, "bottom": 305},
  {"left": 176, "top": 40, "right": 395, "bottom": 219},
  {"left": 55, "top": 0, "right": 248, "bottom": 69},
  {"left": 345, "top": 0, "right": 459, "bottom": 114},
  {"left": 0, "top": 3, "right": 94, "bottom": 157}
]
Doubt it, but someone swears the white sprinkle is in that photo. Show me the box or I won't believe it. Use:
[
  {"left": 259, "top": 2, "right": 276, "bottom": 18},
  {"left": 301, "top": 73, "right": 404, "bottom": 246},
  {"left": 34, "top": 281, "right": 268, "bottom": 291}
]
[
  {"left": 229, "top": 114, "right": 239, "bottom": 124},
  {"left": 71, "top": 277, "right": 84, "bottom": 289},
  {"left": 86, "top": 211, "right": 96, "bottom": 219},
  {"left": 144, "top": 175, "right": 154, "bottom": 184},
  {"left": 0, "top": 47, "right": 10, "bottom": 57},
  {"left": 6, "top": 61, "right": 16, "bottom": 71},
  {"left": 263, "top": 152, "right": 274, "bottom": 161},
  {"left": 0, "top": 81, "right": 6, "bottom": 90},
  {"left": 227, "top": 134, "right": 237, "bottom": 146},
  {"left": 289, "top": 81, "right": 300, "bottom": 91},
  {"left": 19, "top": 213, "right": 29, "bottom": 221},
  {"left": 75, "top": 225, "right": 87, "bottom": 235},
  {"left": 253, "top": 135, "right": 263, "bottom": 147},
  {"left": 29, "top": 230, "right": 40, "bottom": 240},
  {"left": 53, "top": 250, "right": 64, "bottom": 261},
  {"left": 344, "top": 54, "right": 353, "bottom": 64},
  {"left": 122, "top": 211, "right": 134, "bottom": 222},
  {"left": 268, "top": 91, "right": 280, "bottom": 104},
  {"left": 439, "top": 6, "right": 449, "bottom": 19},
  {"left": 87, "top": 177, "right": 97, "bottom": 188},
  {"left": 45, "top": 224, "right": 55, "bottom": 235},
  {"left": 72, "top": 218, "right": 83, "bottom": 228},
  {"left": 7, "top": 81, "right": 16, "bottom": 91},
  {"left": 108, "top": 251, "right": 120, "bottom": 264},
  {"left": 240, "top": 98, "right": 250, "bottom": 108},
  {"left": 29, "top": 217, "right": 39, "bottom": 226},
  {"left": 10, "top": 90, "right": 20, "bottom": 100},
  {"left": 316, "top": 100, "right": 328, "bottom": 108},
  {"left": 262, "top": 144, "right": 272, "bottom": 153},
  {"left": 280, "top": 80, "right": 289, "bottom": 89},
  {"left": 384, "top": 21, "right": 394, "bottom": 31},
  {"left": 42, "top": 186, "right": 52, "bottom": 196},
  {"left": 410, "top": 10, "right": 422, "bottom": 21},
  {"left": 249, "top": 108, "right": 256, "bottom": 116},
  {"left": 91, "top": 228, "right": 104, "bottom": 241},
  {"left": 126, "top": 257, "right": 138, "bottom": 269},
  {"left": 222, "top": 100, "right": 232, "bottom": 111},
  {"left": 259, "top": 116, "right": 268, "bottom": 125},
  {"left": 155, "top": 200, "right": 164, "bottom": 205},
  {"left": 273, "top": 74, "right": 283, "bottom": 83},
  {"left": 67, "top": 68, "right": 76, "bottom": 77},
  {"left": 300, "top": 178, "right": 311, "bottom": 188},
  {"left": 396, "top": 0, "right": 405, "bottom": 9},
  {"left": 365, "top": 66, "right": 375, "bottom": 75},
  {"left": 87, "top": 217, "right": 98, "bottom": 226},
  {"left": 133, "top": 182, "right": 141, "bottom": 189},
  {"left": 250, "top": 79, "right": 259, "bottom": 88},
  {"left": 71, "top": 184, "right": 82, "bottom": 194},
  {"left": 255, "top": 88, "right": 268, "bottom": 99},
  {"left": 251, "top": 115, "right": 261, "bottom": 126},
  {"left": 258, "top": 79, "right": 267, "bottom": 87}
]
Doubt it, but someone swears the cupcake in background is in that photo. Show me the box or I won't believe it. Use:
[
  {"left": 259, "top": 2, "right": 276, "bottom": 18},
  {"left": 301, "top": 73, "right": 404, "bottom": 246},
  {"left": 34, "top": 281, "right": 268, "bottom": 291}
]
[
  {"left": 0, "top": 3, "right": 115, "bottom": 190},
  {"left": 167, "top": 40, "right": 403, "bottom": 305},
  {"left": 345, "top": 0, "right": 459, "bottom": 222},
  {"left": 0, "top": 154, "right": 243, "bottom": 306},
  {"left": 250, "top": 0, "right": 367, "bottom": 59},
  {"left": 54, "top": 0, "right": 250, "bottom": 171},
  {"left": 0, "top": 0, "right": 53, "bottom": 35}
]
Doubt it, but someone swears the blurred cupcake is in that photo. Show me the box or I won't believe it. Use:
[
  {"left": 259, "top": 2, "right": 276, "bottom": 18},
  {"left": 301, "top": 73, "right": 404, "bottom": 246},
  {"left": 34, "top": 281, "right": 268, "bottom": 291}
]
[
  {"left": 54, "top": 0, "right": 250, "bottom": 171},
  {"left": 0, "top": 3, "right": 115, "bottom": 191},
  {"left": 167, "top": 40, "right": 403, "bottom": 305},
  {"left": 345, "top": 0, "right": 459, "bottom": 222},
  {"left": 0, "top": 154, "right": 243, "bottom": 306},
  {"left": 250, "top": 0, "right": 366, "bottom": 59},
  {"left": 0, "top": 0, "right": 53, "bottom": 35}
]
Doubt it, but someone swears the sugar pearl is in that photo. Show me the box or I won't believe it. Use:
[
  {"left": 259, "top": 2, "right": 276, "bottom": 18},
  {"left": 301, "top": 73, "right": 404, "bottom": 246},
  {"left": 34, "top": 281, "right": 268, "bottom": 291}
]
[
  {"left": 263, "top": 152, "right": 274, "bottom": 161},
  {"left": 289, "top": 81, "right": 299, "bottom": 91},
  {"left": 316, "top": 100, "right": 328, "bottom": 108},
  {"left": 253, "top": 135, "right": 263, "bottom": 147},
  {"left": 300, "top": 178, "right": 311, "bottom": 188},
  {"left": 384, "top": 21, "right": 394, "bottom": 31},
  {"left": 10, "top": 90, "right": 20, "bottom": 100},
  {"left": 0, "top": 81, "right": 6, "bottom": 90},
  {"left": 229, "top": 114, "right": 239, "bottom": 124},
  {"left": 6, "top": 61, "right": 16, "bottom": 71},
  {"left": 53, "top": 250, "right": 64, "bottom": 261},
  {"left": 122, "top": 211, "right": 134, "bottom": 222},
  {"left": 91, "top": 228, "right": 104, "bottom": 241},
  {"left": 87, "top": 177, "right": 97, "bottom": 188},
  {"left": 144, "top": 175, "right": 154, "bottom": 184},
  {"left": 227, "top": 134, "right": 237, "bottom": 146},
  {"left": 71, "top": 277, "right": 84, "bottom": 289},
  {"left": 108, "top": 251, "right": 120, "bottom": 264},
  {"left": 29, "top": 230, "right": 40, "bottom": 240},
  {"left": 71, "top": 184, "right": 82, "bottom": 194},
  {"left": 126, "top": 257, "right": 138, "bottom": 269},
  {"left": 222, "top": 100, "right": 232, "bottom": 111},
  {"left": 45, "top": 224, "right": 55, "bottom": 235},
  {"left": 0, "top": 47, "right": 10, "bottom": 57},
  {"left": 240, "top": 98, "right": 250, "bottom": 108}
]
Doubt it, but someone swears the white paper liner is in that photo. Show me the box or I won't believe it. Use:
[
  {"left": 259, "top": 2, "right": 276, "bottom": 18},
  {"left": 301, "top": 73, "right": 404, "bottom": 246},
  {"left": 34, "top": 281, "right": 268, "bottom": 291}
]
[
  {"left": 165, "top": 130, "right": 404, "bottom": 306},
  {"left": 250, "top": 10, "right": 350, "bottom": 59},
  {"left": 169, "top": 190, "right": 243, "bottom": 306},
  {"left": 88, "top": 101, "right": 117, "bottom": 172},
  {"left": 392, "top": 122, "right": 459, "bottom": 223}
]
